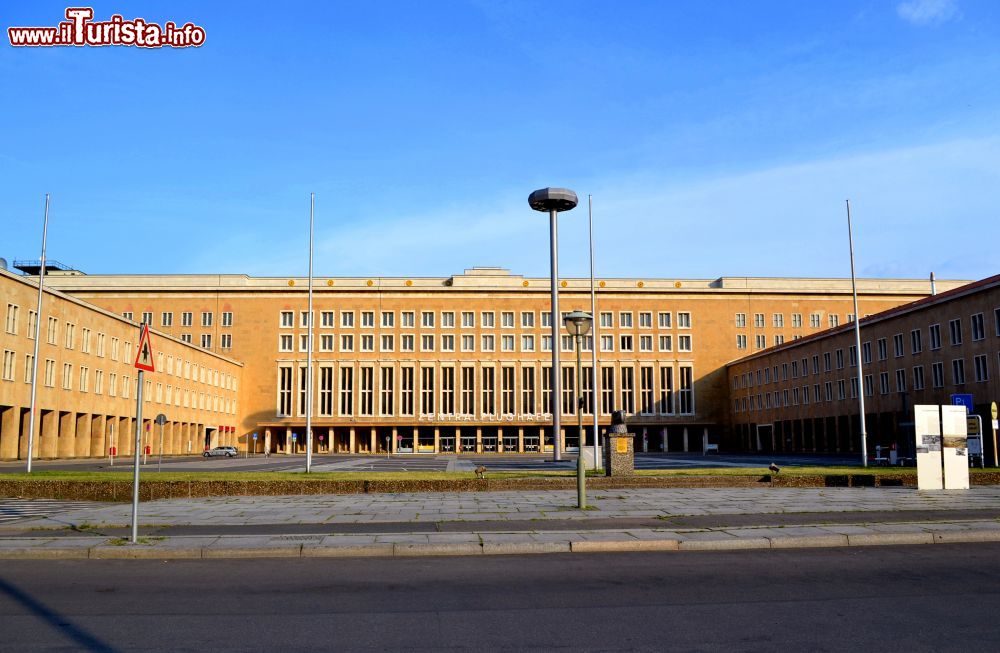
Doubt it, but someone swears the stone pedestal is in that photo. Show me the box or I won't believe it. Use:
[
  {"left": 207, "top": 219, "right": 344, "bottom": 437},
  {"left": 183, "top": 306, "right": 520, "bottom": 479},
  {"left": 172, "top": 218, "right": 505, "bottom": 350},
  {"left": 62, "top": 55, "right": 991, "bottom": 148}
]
[{"left": 604, "top": 431, "right": 635, "bottom": 477}]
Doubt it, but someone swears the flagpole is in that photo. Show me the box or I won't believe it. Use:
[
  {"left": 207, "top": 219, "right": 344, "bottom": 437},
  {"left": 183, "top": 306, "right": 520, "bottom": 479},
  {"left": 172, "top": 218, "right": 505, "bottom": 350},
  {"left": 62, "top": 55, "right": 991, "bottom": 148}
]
[
  {"left": 26, "top": 194, "right": 50, "bottom": 474},
  {"left": 305, "top": 193, "right": 315, "bottom": 473},
  {"left": 588, "top": 194, "right": 600, "bottom": 469},
  {"left": 847, "top": 199, "right": 868, "bottom": 467}
]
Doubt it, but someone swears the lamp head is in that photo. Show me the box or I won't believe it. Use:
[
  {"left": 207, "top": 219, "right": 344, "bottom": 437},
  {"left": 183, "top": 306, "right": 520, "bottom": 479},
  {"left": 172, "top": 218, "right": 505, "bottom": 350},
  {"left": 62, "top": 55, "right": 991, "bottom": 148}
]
[
  {"left": 563, "top": 310, "right": 593, "bottom": 336},
  {"left": 529, "top": 187, "right": 578, "bottom": 213}
]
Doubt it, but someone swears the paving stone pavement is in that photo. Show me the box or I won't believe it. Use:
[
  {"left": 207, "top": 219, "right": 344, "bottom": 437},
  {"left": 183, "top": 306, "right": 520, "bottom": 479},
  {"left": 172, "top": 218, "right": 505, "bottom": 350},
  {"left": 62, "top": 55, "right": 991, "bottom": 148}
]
[{"left": 0, "top": 487, "right": 998, "bottom": 559}]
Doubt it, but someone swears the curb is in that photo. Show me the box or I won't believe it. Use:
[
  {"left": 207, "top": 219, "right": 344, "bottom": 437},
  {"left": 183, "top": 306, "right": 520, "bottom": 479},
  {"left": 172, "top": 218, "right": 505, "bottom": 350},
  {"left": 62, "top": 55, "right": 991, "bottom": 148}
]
[{"left": 2, "top": 529, "right": 1000, "bottom": 560}]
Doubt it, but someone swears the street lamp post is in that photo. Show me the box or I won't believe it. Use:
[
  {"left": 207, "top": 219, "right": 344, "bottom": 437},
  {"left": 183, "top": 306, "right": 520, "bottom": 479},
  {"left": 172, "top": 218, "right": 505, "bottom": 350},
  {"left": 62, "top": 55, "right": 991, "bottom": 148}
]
[
  {"left": 565, "top": 310, "right": 593, "bottom": 509},
  {"left": 529, "top": 188, "right": 578, "bottom": 462}
]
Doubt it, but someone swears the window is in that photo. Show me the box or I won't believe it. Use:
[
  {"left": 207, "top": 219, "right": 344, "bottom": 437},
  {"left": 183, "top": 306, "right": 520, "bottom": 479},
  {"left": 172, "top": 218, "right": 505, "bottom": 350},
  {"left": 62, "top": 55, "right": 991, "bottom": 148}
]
[
  {"left": 45, "top": 317, "right": 58, "bottom": 345},
  {"left": 341, "top": 334, "right": 354, "bottom": 352},
  {"left": 221, "top": 334, "right": 232, "bottom": 349},
  {"left": 401, "top": 311, "right": 414, "bottom": 328},
  {"left": 658, "top": 312, "right": 672, "bottom": 329},
  {"left": 971, "top": 313, "right": 985, "bottom": 341},
  {"left": 481, "top": 312, "right": 495, "bottom": 328},
  {"left": 677, "top": 312, "right": 691, "bottom": 328},
  {"left": 122, "top": 311, "right": 133, "bottom": 321},
  {"left": 341, "top": 311, "right": 354, "bottom": 328},
  {"left": 620, "top": 335, "right": 633, "bottom": 352},
  {"left": 659, "top": 367, "right": 674, "bottom": 414},
  {"left": 299, "top": 334, "right": 310, "bottom": 352},
  {"left": 929, "top": 324, "right": 941, "bottom": 350},
  {"left": 755, "top": 335, "right": 766, "bottom": 349},
  {"left": 952, "top": 358, "right": 966, "bottom": 385},
  {"left": 678, "top": 367, "right": 693, "bottom": 414},
  {"left": 501, "top": 335, "right": 515, "bottom": 351},
  {"left": 421, "top": 335, "right": 435, "bottom": 351},
  {"left": 201, "top": 334, "right": 212, "bottom": 349},
  {"left": 734, "top": 313, "right": 746, "bottom": 328},
  {"left": 639, "top": 335, "right": 653, "bottom": 352},
  {"left": 791, "top": 313, "right": 803, "bottom": 328},
  {"left": 441, "top": 366, "right": 456, "bottom": 415},
  {"left": 619, "top": 312, "right": 633, "bottom": 328},
  {"left": 501, "top": 311, "right": 515, "bottom": 328},
  {"left": 823, "top": 352, "right": 832, "bottom": 372},
  {"left": 862, "top": 342, "right": 872, "bottom": 364},
  {"left": 561, "top": 367, "right": 575, "bottom": 415},
  {"left": 600, "top": 312, "right": 612, "bottom": 328},
  {"left": 461, "top": 366, "right": 475, "bottom": 415},
  {"left": 658, "top": 335, "right": 672, "bottom": 351},
  {"left": 837, "top": 379, "right": 845, "bottom": 400},
  {"left": 893, "top": 334, "right": 904, "bottom": 358},
  {"left": 43, "top": 358, "right": 55, "bottom": 387},
  {"left": 521, "top": 312, "right": 535, "bottom": 328},
  {"left": 340, "top": 367, "right": 354, "bottom": 415},
  {"left": 420, "top": 367, "right": 435, "bottom": 415},
  {"left": 96, "top": 333, "right": 105, "bottom": 357},
  {"left": 810, "top": 313, "right": 821, "bottom": 328},
  {"left": 678, "top": 335, "right": 692, "bottom": 352},
  {"left": 421, "top": 311, "right": 435, "bottom": 328},
  {"left": 199, "top": 312, "right": 212, "bottom": 327},
  {"left": 772, "top": 314, "right": 784, "bottom": 328},
  {"left": 279, "top": 311, "right": 293, "bottom": 328},
  {"left": 910, "top": 329, "right": 922, "bottom": 354},
  {"left": 836, "top": 349, "right": 844, "bottom": 369},
  {"left": 932, "top": 362, "right": 944, "bottom": 388},
  {"left": 380, "top": 335, "right": 393, "bottom": 351},
  {"left": 319, "top": 334, "right": 333, "bottom": 351},
  {"left": 877, "top": 338, "right": 887, "bottom": 361},
  {"left": 863, "top": 376, "right": 873, "bottom": 397},
  {"left": 481, "top": 335, "right": 495, "bottom": 351},
  {"left": 361, "top": 334, "right": 374, "bottom": 352},
  {"left": 639, "top": 312, "right": 652, "bottom": 328},
  {"left": 828, "top": 315, "right": 839, "bottom": 328},
  {"left": 482, "top": 366, "right": 495, "bottom": 415},
  {"left": 181, "top": 334, "right": 192, "bottom": 343},
  {"left": 754, "top": 313, "right": 765, "bottom": 328},
  {"left": 158, "top": 312, "right": 172, "bottom": 327},
  {"left": 812, "top": 355, "right": 820, "bottom": 375},
  {"left": 2, "top": 350, "right": 14, "bottom": 381},
  {"left": 996, "top": 308, "right": 1000, "bottom": 337},
  {"left": 62, "top": 322, "right": 75, "bottom": 350},
  {"left": 361, "top": 311, "right": 374, "bottom": 328},
  {"left": 521, "top": 335, "right": 535, "bottom": 351},
  {"left": 913, "top": 365, "right": 925, "bottom": 391},
  {"left": 380, "top": 367, "right": 394, "bottom": 416},
  {"left": 461, "top": 335, "right": 474, "bottom": 352},
  {"left": 521, "top": 367, "right": 535, "bottom": 414},
  {"left": 620, "top": 366, "right": 634, "bottom": 413},
  {"left": 949, "top": 319, "right": 962, "bottom": 346},
  {"left": 774, "top": 335, "right": 784, "bottom": 345},
  {"left": 974, "top": 354, "right": 989, "bottom": 382},
  {"left": 895, "top": 369, "right": 906, "bottom": 393},
  {"left": 848, "top": 345, "right": 857, "bottom": 367},
  {"left": 279, "top": 334, "right": 293, "bottom": 351},
  {"left": 600, "top": 335, "right": 613, "bottom": 352},
  {"left": 400, "top": 367, "right": 414, "bottom": 416},
  {"left": 318, "top": 311, "right": 334, "bottom": 328},
  {"left": 381, "top": 311, "right": 394, "bottom": 328},
  {"left": 442, "top": 334, "right": 456, "bottom": 351},
  {"left": 4, "top": 304, "right": 18, "bottom": 334},
  {"left": 461, "top": 311, "right": 474, "bottom": 328}
]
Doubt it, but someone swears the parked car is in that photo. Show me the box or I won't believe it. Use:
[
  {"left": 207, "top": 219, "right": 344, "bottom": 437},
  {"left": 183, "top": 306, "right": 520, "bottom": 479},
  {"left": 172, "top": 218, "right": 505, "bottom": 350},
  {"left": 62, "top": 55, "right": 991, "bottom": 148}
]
[{"left": 204, "top": 446, "right": 238, "bottom": 458}]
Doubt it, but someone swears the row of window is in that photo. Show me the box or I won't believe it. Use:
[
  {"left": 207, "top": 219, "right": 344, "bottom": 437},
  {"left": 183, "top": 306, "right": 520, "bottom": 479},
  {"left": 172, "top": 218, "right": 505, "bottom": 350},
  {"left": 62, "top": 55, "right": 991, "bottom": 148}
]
[
  {"left": 735, "top": 312, "right": 854, "bottom": 329},
  {"left": 278, "top": 310, "right": 693, "bottom": 330},
  {"left": 178, "top": 333, "right": 233, "bottom": 350},
  {"left": 734, "top": 354, "right": 995, "bottom": 414},
  {"left": 120, "top": 311, "right": 234, "bottom": 328},
  {"left": 278, "top": 332, "right": 694, "bottom": 354},
  {"left": 276, "top": 363, "right": 695, "bottom": 419},
  {"left": 0, "top": 349, "right": 236, "bottom": 415}
]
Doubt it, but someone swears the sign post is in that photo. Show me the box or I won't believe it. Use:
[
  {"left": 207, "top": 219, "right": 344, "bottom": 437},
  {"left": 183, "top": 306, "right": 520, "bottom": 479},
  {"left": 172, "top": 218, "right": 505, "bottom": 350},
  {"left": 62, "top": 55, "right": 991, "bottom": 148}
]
[
  {"left": 251, "top": 432, "right": 257, "bottom": 459},
  {"left": 131, "top": 323, "right": 155, "bottom": 544},
  {"left": 992, "top": 401, "right": 998, "bottom": 467}
]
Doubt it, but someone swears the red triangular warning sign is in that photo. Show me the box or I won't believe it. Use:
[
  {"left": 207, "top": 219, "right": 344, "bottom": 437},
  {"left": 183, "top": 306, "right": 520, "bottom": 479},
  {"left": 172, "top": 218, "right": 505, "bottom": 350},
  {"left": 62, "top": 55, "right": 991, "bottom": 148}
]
[{"left": 134, "top": 324, "right": 155, "bottom": 373}]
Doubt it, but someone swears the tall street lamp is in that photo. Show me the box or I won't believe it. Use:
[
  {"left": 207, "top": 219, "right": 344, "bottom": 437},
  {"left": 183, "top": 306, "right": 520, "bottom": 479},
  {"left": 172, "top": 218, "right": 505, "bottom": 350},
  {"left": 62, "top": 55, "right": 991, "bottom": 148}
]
[
  {"left": 565, "top": 310, "right": 592, "bottom": 509},
  {"left": 529, "top": 187, "right": 578, "bottom": 462}
]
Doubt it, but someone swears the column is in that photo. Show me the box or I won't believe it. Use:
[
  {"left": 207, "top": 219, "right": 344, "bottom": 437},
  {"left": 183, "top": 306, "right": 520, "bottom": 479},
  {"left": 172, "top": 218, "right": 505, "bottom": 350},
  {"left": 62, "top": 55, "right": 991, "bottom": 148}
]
[
  {"left": 476, "top": 426, "right": 482, "bottom": 453},
  {"left": 75, "top": 413, "right": 91, "bottom": 458},
  {"left": 264, "top": 428, "right": 271, "bottom": 455},
  {"left": 662, "top": 427, "right": 668, "bottom": 452},
  {"left": 412, "top": 426, "right": 418, "bottom": 452},
  {"left": 517, "top": 427, "right": 524, "bottom": 454},
  {"left": 40, "top": 411, "right": 58, "bottom": 458},
  {"left": 54, "top": 412, "right": 74, "bottom": 458},
  {"left": 285, "top": 427, "right": 292, "bottom": 454},
  {"left": 682, "top": 427, "right": 689, "bottom": 453},
  {"left": 327, "top": 427, "right": 334, "bottom": 454},
  {"left": 433, "top": 427, "right": 440, "bottom": 454},
  {"left": 1, "top": 408, "right": 19, "bottom": 460},
  {"left": 497, "top": 427, "right": 503, "bottom": 453},
  {"left": 455, "top": 426, "right": 460, "bottom": 453},
  {"left": 349, "top": 427, "right": 356, "bottom": 453},
  {"left": 20, "top": 410, "right": 34, "bottom": 459},
  {"left": 391, "top": 427, "right": 397, "bottom": 454},
  {"left": 560, "top": 427, "right": 566, "bottom": 453},
  {"left": 370, "top": 427, "right": 376, "bottom": 454}
]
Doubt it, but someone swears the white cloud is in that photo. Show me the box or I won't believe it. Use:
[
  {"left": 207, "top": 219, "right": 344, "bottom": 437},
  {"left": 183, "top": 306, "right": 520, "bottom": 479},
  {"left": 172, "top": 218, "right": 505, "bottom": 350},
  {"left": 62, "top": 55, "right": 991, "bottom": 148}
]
[{"left": 897, "top": 0, "right": 959, "bottom": 25}]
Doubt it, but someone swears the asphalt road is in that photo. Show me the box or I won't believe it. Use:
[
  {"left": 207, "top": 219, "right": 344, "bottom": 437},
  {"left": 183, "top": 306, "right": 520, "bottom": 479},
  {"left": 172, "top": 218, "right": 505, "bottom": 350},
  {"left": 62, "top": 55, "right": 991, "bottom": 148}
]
[
  {"left": 0, "top": 452, "right": 862, "bottom": 474},
  {"left": 2, "top": 545, "right": 998, "bottom": 652}
]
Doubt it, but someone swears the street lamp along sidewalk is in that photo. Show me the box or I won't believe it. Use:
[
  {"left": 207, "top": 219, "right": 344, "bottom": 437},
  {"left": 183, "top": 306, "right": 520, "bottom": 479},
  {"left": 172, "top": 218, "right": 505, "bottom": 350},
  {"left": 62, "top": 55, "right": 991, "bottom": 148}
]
[{"left": 564, "top": 310, "right": 593, "bottom": 509}]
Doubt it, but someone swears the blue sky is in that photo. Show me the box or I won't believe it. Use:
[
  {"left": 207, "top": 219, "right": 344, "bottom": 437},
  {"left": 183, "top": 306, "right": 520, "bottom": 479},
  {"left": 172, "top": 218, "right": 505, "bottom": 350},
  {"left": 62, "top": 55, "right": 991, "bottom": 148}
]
[{"left": 2, "top": 0, "right": 998, "bottom": 281}]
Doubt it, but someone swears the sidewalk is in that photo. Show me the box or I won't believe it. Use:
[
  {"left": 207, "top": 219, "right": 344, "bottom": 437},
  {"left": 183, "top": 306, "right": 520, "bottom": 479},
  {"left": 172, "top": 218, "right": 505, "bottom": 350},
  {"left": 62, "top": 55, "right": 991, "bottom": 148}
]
[{"left": 2, "top": 487, "right": 999, "bottom": 559}]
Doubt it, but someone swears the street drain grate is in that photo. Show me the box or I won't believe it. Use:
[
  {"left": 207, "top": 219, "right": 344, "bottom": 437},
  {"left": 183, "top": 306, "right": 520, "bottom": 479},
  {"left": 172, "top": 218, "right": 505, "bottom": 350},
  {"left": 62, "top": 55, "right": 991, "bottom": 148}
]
[{"left": 271, "top": 535, "right": 324, "bottom": 542}]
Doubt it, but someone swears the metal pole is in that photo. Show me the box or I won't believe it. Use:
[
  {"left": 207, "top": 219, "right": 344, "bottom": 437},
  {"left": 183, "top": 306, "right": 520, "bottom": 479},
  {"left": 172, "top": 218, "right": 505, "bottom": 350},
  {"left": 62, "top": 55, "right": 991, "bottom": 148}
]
[
  {"left": 306, "top": 193, "right": 315, "bottom": 473},
  {"left": 847, "top": 200, "right": 868, "bottom": 467},
  {"left": 576, "top": 335, "right": 586, "bottom": 508},
  {"left": 588, "top": 194, "right": 599, "bottom": 469},
  {"left": 26, "top": 194, "right": 50, "bottom": 474},
  {"left": 158, "top": 423, "right": 163, "bottom": 472},
  {"left": 549, "top": 209, "right": 562, "bottom": 462},
  {"left": 131, "top": 368, "right": 144, "bottom": 544},
  {"left": 109, "top": 421, "right": 114, "bottom": 467}
]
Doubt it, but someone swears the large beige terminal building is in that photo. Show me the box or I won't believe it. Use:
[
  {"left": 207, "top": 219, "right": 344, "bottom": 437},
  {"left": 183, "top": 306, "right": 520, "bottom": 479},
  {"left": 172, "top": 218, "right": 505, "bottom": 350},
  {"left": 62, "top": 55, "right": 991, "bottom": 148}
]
[{"left": 1, "top": 263, "right": 965, "bottom": 460}]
